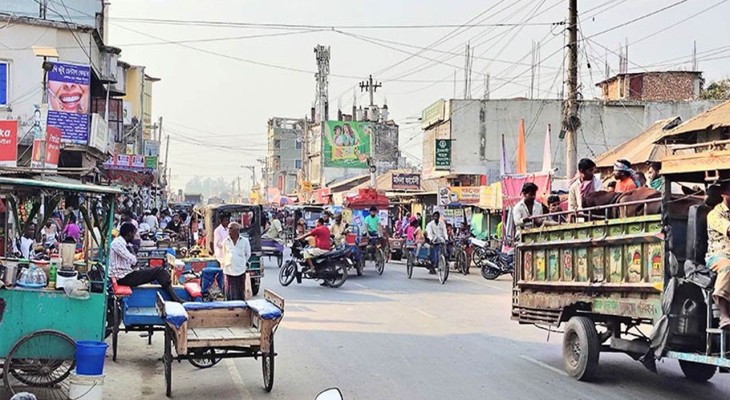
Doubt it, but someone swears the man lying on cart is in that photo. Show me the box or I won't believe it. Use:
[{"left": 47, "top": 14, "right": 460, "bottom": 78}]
[{"left": 110, "top": 222, "right": 185, "bottom": 303}]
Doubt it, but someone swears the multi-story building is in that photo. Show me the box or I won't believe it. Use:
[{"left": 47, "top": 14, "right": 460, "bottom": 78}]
[{"left": 266, "top": 117, "right": 303, "bottom": 195}]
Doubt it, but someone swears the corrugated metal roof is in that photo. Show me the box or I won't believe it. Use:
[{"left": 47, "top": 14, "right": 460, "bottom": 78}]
[
  {"left": 595, "top": 117, "right": 680, "bottom": 167},
  {"left": 658, "top": 100, "right": 730, "bottom": 142}
]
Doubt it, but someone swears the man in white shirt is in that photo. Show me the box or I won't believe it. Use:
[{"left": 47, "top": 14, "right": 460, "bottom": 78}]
[
  {"left": 568, "top": 158, "right": 602, "bottom": 213},
  {"left": 425, "top": 211, "right": 448, "bottom": 268},
  {"left": 110, "top": 223, "right": 183, "bottom": 302},
  {"left": 142, "top": 210, "right": 159, "bottom": 230},
  {"left": 213, "top": 214, "right": 231, "bottom": 264},
  {"left": 222, "top": 222, "right": 251, "bottom": 300},
  {"left": 513, "top": 182, "right": 545, "bottom": 240}
]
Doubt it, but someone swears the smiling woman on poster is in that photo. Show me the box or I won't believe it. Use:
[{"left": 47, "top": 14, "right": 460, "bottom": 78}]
[{"left": 48, "top": 81, "right": 89, "bottom": 114}]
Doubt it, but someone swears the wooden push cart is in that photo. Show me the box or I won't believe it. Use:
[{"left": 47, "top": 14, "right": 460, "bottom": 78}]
[{"left": 157, "top": 289, "right": 284, "bottom": 396}]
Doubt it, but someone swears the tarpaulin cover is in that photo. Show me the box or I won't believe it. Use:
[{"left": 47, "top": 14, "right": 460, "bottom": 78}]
[
  {"left": 183, "top": 301, "right": 249, "bottom": 311},
  {"left": 247, "top": 299, "right": 283, "bottom": 320},
  {"left": 163, "top": 301, "right": 189, "bottom": 329},
  {"left": 501, "top": 173, "right": 552, "bottom": 208},
  {"left": 343, "top": 188, "right": 389, "bottom": 208}
]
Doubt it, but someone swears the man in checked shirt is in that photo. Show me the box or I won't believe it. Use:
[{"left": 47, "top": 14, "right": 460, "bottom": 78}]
[{"left": 111, "top": 223, "right": 184, "bottom": 303}]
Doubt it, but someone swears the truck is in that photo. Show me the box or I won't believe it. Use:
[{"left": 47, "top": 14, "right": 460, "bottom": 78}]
[
  {"left": 511, "top": 138, "right": 730, "bottom": 382},
  {"left": 184, "top": 193, "right": 203, "bottom": 205}
]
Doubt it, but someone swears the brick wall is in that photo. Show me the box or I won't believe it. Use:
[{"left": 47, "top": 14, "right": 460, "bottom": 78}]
[{"left": 640, "top": 73, "right": 698, "bottom": 101}]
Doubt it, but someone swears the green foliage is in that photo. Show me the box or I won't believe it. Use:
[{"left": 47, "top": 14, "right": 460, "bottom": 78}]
[{"left": 700, "top": 79, "right": 730, "bottom": 100}]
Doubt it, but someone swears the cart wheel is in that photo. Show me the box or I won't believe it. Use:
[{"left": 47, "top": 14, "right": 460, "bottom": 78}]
[
  {"left": 406, "top": 251, "right": 414, "bottom": 279},
  {"left": 3, "top": 330, "right": 76, "bottom": 400},
  {"left": 437, "top": 254, "right": 448, "bottom": 284},
  {"left": 277, "top": 254, "right": 283, "bottom": 268},
  {"left": 164, "top": 328, "right": 173, "bottom": 397},
  {"left": 189, "top": 348, "right": 226, "bottom": 369},
  {"left": 279, "top": 260, "right": 297, "bottom": 286},
  {"left": 562, "top": 316, "right": 600, "bottom": 381},
  {"left": 679, "top": 360, "right": 716, "bottom": 382},
  {"left": 375, "top": 249, "right": 385, "bottom": 276},
  {"left": 262, "top": 339, "right": 275, "bottom": 392}
]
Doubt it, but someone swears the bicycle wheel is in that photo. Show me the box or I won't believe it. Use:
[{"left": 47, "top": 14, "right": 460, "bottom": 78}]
[
  {"left": 456, "top": 249, "right": 468, "bottom": 275},
  {"left": 4, "top": 330, "right": 76, "bottom": 400},
  {"left": 375, "top": 249, "right": 385, "bottom": 276},
  {"left": 437, "top": 254, "right": 449, "bottom": 284}
]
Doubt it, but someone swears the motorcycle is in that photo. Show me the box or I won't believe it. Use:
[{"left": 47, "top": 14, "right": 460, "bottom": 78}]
[
  {"left": 278, "top": 240, "right": 352, "bottom": 288},
  {"left": 470, "top": 238, "right": 514, "bottom": 280},
  {"left": 316, "top": 388, "right": 343, "bottom": 400}
]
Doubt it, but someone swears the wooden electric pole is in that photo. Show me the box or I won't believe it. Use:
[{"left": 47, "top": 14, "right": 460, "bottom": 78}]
[{"left": 564, "top": 0, "right": 579, "bottom": 179}]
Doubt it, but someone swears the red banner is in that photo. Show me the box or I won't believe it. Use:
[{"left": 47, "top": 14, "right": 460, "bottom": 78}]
[
  {"left": 31, "top": 126, "right": 61, "bottom": 169},
  {"left": 501, "top": 173, "right": 551, "bottom": 208},
  {"left": 0, "top": 120, "right": 18, "bottom": 167}
]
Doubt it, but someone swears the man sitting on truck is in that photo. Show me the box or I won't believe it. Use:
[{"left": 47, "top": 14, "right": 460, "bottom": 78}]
[{"left": 706, "top": 181, "right": 730, "bottom": 330}]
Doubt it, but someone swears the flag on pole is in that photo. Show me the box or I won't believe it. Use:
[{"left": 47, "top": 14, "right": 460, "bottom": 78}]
[
  {"left": 516, "top": 118, "right": 527, "bottom": 174},
  {"left": 499, "top": 133, "right": 512, "bottom": 177},
  {"left": 541, "top": 123, "right": 552, "bottom": 172}
]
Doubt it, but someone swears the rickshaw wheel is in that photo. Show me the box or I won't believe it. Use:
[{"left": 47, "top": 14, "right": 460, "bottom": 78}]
[
  {"left": 406, "top": 251, "right": 414, "bottom": 279},
  {"left": 437, "top": 254, "right": 449, "bottom": 284},
  {"left": 4, "top": 330, "right": 76, "bottom": 399},
  {"left": 375, "top": 249, "right": 385, "bottom": 276},
  {"left": 188, "top": 348, "right": 226, "bottom": 369},
  {"left": 262, "top": 339, "right": 275, "bottom": 392},
  {"left": 456, "top": 249, "right": 468, "bottom": 275}
]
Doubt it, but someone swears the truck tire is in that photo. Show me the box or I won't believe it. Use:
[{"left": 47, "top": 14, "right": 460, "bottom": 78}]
[
  {"left": 679, "top": 360, "right": 716, "bottom": 382},
  {"left": 562, "top": 316, "right": 600, "bottom": 381}
]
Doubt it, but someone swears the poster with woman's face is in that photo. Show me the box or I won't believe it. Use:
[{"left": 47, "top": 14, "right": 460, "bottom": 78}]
[
  {"left": 324, "top": 121, "right": 371, "bottom": 168},
  {"left": 46, "top": 62, "right": 91, "bottom": 144}
]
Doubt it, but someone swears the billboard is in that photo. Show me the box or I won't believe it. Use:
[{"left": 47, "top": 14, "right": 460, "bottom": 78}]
[
  {"left": 46, "top": 62, "right": 91, "bottom": 144},
  {"left": 323, "top": 121, "right": 371, "bottom": 168},
  {"left": 31, "top": 126, "right": 61, "bottom": 169},
  {"left": 391, "top": 173, "right": 420, "bottom": 190},
  {"left": 0, "top": 120, "right": 17, "bottom": 167}
]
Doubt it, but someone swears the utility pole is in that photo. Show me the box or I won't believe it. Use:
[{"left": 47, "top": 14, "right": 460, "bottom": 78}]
[
  {"left": 164, "top": 134, "right": 170, "bottom": 200},
  {"left": 564, "top": 0, "right": 579, "bottom": 179},
  {"left": 360, "top": 75, "right": 382, "bottom": 188}
]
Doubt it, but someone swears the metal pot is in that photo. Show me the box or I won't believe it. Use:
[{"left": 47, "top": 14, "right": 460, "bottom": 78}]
[{"left": 2, "top": 260, "right": 19, "bottom": 286}]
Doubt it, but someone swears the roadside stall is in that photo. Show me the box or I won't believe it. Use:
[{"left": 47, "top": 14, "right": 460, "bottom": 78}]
[{"left": 0, "top": 177, "right": 120, "bottom": 399}]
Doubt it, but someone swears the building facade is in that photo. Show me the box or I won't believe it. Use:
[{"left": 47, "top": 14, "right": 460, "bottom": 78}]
[
  {"left": 266, "top": 117, "right": 302, "bottom": 195},
  {"left": 596, "top": 71, "right": 703, "bottom": 102},
  {"left": 421, "top": 98, "right": 722, "bottom": 182}
]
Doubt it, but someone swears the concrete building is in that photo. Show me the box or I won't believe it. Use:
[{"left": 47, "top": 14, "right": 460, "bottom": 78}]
[
  {"left": 421, "top": 98, "right": 722, "bottom": 182},
  {"left": 596, "top": 71, "right": 703, "bottom": 102},
  {"left": 266, "top": 117, "right": 303, "bottom": 195},
  {"left": 122, "top": 65, "right": 160, "bottom": 153}
]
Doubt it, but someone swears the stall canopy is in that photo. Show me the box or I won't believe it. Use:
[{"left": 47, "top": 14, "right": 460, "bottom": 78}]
[
  {"left": 343, "top": 188, "right": 389, "bottom": 208},
  {"left": 595, "top": 117, "right": 680, "bottom": 169}
]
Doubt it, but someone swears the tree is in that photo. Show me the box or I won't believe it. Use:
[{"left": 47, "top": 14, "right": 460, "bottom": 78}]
[{"left": 700, "top": 79, "right": 730, "bottom": 100}]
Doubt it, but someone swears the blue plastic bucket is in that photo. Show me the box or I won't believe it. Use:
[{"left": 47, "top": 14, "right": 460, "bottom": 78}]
[{"left": 75, "top": 341, "right": 108, "bottom": 376}]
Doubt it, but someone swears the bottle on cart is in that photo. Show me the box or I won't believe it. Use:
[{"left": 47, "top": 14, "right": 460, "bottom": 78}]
[{"left": 49, "top": 263, "right": 57, "bottom": 290}]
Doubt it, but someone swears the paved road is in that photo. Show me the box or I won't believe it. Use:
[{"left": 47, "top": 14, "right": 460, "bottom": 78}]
[{"left": 100, "top": 260, "right": 730, "bottom": 399}]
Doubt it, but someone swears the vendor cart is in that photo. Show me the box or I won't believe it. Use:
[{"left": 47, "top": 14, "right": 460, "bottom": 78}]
[
  {"left": 157, "top": 289, "right": 284, "bottom": 396},
  {"left": 343, "top": 189, "right": 388, "bottom": 275},
  {"left": 0, "top": 177, "right": 120, "bottom": 399}
]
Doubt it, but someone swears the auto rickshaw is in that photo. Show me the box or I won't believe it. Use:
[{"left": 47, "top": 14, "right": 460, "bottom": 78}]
[{"left": 205, "top": 204, "right": 264, "bottom": 295}]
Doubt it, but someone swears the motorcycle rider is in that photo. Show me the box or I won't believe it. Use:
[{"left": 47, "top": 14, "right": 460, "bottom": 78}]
[
  {"left": 330, "top": 213, "right": 347, "bottom": 246},
  {"left": 425, "top": 211, "right": 448, "bottom": 272},
  {"left": 296, "top": 218, "right": 331, "bottom": 274}
]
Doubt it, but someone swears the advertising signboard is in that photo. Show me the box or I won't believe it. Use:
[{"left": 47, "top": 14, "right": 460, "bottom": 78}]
[
  {"left": 391, "top": 173, "right": 421, "bottom": 190},
  {"left": 323, "top": 121, "right": 371, "bottom": 168},
  {"left": 31, "top": 126, "right": 61, "bottom": 169},
  {"left": 435, "top": 139, "right": 451, "bottom": 170},
  {"left": 421, "top": 99, "right": 446, "bottom": 129},
  {"left": 46, "top": 62, "right": 91, "bottom": 144},
  {"left": 144, "top": 140, "right": 160, "bottom": 157},
  {"left": 0, "top": 120, "right": 18, "bottom": 167}
]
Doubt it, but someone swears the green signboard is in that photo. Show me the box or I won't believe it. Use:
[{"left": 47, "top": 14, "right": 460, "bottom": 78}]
[
  {"left": 323, "top": 121, "right": 371, "bottom": 168},
  {"left": 145, "top": 156, "right": 158, "bottom": 169},
  {"left": 435, "top": 139, "right": 451, "bottom": 170}
]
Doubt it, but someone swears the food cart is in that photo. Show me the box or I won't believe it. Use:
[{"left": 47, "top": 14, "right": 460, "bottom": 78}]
[{"left": 0, "top": 177, "right": 120, "bottom": 398}]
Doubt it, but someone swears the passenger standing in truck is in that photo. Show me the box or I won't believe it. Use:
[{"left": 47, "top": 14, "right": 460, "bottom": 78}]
[
  {"left": 513, "top": 183, "right": 544, "bottom": 239},
  {"left": 706, "top": 180, "right": 730, "bottom": 329}
]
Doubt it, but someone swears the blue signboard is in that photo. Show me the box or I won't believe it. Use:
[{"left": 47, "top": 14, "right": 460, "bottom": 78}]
[
  {"left": 0, "top": 62, "right": 7, "bottom": 106},
  {"left": 46, "top": 62, "right": 91, "bottom": 144}
]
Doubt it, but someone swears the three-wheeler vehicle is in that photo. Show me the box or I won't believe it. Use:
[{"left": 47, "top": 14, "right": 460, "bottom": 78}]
[
  {"left": 205, "top": 204, "right": 264, "bottom": 295},
  {"left": 512, "top": 134, "right": 730, "bottom": 382}
]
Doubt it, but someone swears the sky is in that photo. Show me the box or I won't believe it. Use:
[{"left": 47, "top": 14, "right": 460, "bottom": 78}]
[{"left": 106, "top": 0, "right": 730, "bottom": 193}]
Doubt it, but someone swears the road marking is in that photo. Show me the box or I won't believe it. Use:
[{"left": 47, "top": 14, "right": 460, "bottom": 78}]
[
  {"left": 353, "top": 283, "right": 367, "bottom": 289},
  {"left": 459, "top": 276, "right": 509, "bottom": 291},
  {"left": 225, "top": 359, "right": 253, "bottom": 400},
  {"left": 412, "top": 307, "right": 437, "bottom": 319},
  {"left": 519, "top": 355, "right": 567, "bottom": 376}
]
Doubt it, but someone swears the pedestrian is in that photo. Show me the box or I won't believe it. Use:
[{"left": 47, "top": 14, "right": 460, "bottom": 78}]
[
  {"left": 42, "top": 220, "right": 59, "bottom": 248},
  {"left": 142, "top": 209, "right": 159, "bottom": 230},
  {"left": 222, "top": 222, "right": 251, "bottom": 301},
  {"left": 111, "top": 223, "right": 183, "bottom": 302},
  {"left": 213, "top": 213, "right": 231, "bottom": 264},
  {"left": 62, "top": 213, "right": 81, "bottom": 243}
]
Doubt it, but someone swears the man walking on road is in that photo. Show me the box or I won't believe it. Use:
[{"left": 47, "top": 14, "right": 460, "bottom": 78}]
[
  {"left": 213, "top": 214, "right": 230, "bottom": 263},
  {"left": 222, "top": 222, "right": 251, "bottom": 301},
  {"left": 425, "top": 211, "right": 448, "bottom": 271}
]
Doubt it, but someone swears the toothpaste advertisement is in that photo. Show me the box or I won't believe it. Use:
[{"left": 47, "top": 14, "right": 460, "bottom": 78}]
[{"left": 46, "top": 62, "right": 91, "bottom": 144}]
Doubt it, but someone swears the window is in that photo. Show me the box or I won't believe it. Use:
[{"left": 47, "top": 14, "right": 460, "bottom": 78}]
[
  {"left": 295, "top": 140, "right": 302, "bottom": 149},
  {"left": 274, "top": 139, "right": 281, "bottom": 149},
  {"left": 295, "top": 159, "right": 302, "bottom": 169},
  {"left": 0, "top": 61, "right": 8, "bottom": 106}
]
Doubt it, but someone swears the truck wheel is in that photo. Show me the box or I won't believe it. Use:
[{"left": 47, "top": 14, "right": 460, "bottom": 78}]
[
  {"left": 679, "top": 360, "right": 716, "bottom": 382},
  {"left": 562, "top": 316, "right": 600, "bottom": 381}
]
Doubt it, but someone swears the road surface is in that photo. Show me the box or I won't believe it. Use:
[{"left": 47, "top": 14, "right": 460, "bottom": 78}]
[{"left": 66, "top": 260, "right": 730, "bottom": 399}]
